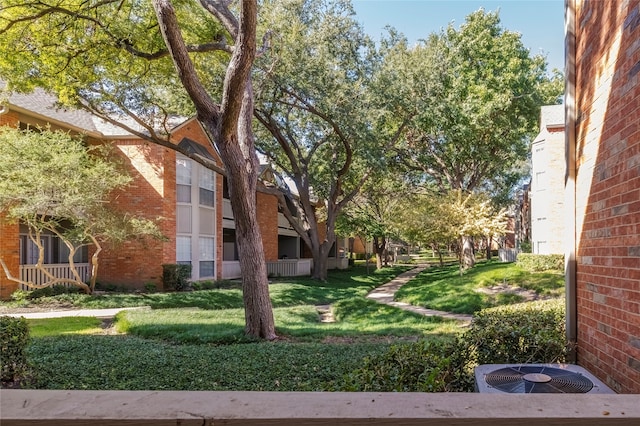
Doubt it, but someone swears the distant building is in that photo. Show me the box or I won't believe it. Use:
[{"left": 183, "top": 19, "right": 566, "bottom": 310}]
[
  {"left": 530, "top": 104, "right": 566, "bottom": 255},
  {"left": 0, "top": 89, "right": 347, "bottom": 298}
]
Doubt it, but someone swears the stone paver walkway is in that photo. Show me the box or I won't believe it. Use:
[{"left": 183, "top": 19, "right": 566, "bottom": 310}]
[{"left": 366, "top": 265, "right": 473, "bottom": 323}]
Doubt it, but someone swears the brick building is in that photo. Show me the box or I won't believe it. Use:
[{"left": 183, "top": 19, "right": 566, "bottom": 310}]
[
  {"left": 567, "top": 0, "right": 640, "bottom": 393},
  {"left": 0, "top": 89, "right": 345, "bottom": 298},
  {"left": 531, "top": 104, "right": 566, "bottom": 255}
]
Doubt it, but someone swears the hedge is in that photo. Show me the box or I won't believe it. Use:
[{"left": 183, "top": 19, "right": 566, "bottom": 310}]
[
  {"left": 516, "top": 253, "right": 564, "bottom": 272},
  {"left": 331, "top": 298, "right": 568, "bottom": 392},
  {"left": 1, "top": 316, "right": 30, "bottom": 384}
]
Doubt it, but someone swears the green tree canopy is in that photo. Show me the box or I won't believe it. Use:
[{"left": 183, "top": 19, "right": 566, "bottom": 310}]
[
  {"left": 253, "top": 0, "right": 404, "bottom": 279},
  {"left": 395, "top": 189, "right": 508, "bottom": 273},
  {"left": 387, "top": 9, "right": 563, "bottom": 196},
  {"left": 0, "top": 0, "right": 277, "bottom": 339},
  {"left": 0, "top": 127, "right": 162, "bottom": 293}
]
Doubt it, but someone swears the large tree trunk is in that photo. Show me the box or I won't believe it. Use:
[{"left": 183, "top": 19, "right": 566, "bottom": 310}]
[
  {"left": 214, "top": 83, "right": 276, "bottom": 340},
  {"left": 373, "top": 235, "right": 386, "bottom": 269},
  {"left": 486, "top": 236, "right": 493, "bottom": 260},
  {"left": 153, "top": 0, "right": 276, "bottom": 340},
  {"left": 462, "top": 235, "right": 475, "bottom": 270},
  {"left": 311, "top": 243, "right": 331, "bottom": 281},
  {"left": 217, "top": 144, "right": 276, "bottom": 338}
]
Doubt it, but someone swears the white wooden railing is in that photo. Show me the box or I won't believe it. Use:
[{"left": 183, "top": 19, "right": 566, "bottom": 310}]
[
  {"left": 222, "top": 259, "right": 313, "bottom": 279},
  {"left": 266, "top": 259, "right": 312, "bottom": 277},
  {"left": 499, "top": 248, "right": 518, "bottom": 262},
  {"left": 19, "top": 263, "right": 91, "bottom": 290}
]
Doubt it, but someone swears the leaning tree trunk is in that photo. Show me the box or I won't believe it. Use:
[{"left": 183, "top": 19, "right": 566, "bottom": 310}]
[
  {"left": 216, "top": 84, "right": 276, "bottom": 340},
  {"left": 153, "top": 0, "right": 275, "bottom": 339},
  {"left": 462, "top": 235, "right": 475, "bottom": 270},
  {"left": 218, "top": 126, "right": 276, "bottom": 339}
]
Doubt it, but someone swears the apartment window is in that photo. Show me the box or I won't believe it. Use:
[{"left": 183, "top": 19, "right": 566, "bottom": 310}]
[
  {"left": 537, "top": 241, "right": 547, "bottom": 254},
  {"left": 535, "top": 171, "right": 546, "bottom": 190},
  {"left": 199, "top": 168, "right": 215, "bottom": 207},
  {"left": 176, "top": 158, "right": 192, "bottom": 203},
  {"left": 176, "top": 236, "right": 192, "bottom": 266},
  {"left": 199, "top": 237, "right": 215, "bottom": 277}
]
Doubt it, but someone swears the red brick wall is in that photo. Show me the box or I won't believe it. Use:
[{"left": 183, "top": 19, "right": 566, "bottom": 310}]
[
  {"left": 170, "top": 120, "right": 225, "bottom": 279},
  {"left": 97, "top": 120, "right": 226, "bottom": 287},
  {"left": 574, "top": 0, "right": 640, "bottom": 393},
  {"left": 256, "top": 192, "right": 278, "bottom": 261},
  {"left": 0, "top": 216, "right": 20, "bottom": 299},
  {"left": 0, "top": 112, "right": 21, "bottom": 298},
  {"left": 96, "top": 139, "right": 172, "bottom": 289}
]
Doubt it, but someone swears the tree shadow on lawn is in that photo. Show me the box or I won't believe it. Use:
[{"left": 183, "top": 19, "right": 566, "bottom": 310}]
[
  {"left": 145, "top": 290, "right": 244, "bottom": 310},
  {"left": 116, "top": 302, "right": 457, "bottom": 345}
]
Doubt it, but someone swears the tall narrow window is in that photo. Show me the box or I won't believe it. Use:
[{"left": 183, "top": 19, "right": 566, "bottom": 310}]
[
  {"left": 199, "top": 237, "right": 215, "bottom": 277},
  {"left": 199, "top": 168, "right": 215, "bottom": 207},
  {"left": 176, "top": 158, "right": 192, "bottom": 203},
  {"left": 176, "top": 236, "right": 192, "bottom": 266}
]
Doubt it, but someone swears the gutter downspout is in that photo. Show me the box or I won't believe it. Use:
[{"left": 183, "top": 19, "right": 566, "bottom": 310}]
[{"left": 565, "top": 0, "right": 578, "bottom": 363}]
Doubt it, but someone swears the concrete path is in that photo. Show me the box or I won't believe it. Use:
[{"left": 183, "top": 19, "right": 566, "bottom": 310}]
[
  {"left": 366, "top": 265, "right": 474, "bottom": 323},
  {"left": 1, "top": 306, "right": 148, "bottom": 319}
]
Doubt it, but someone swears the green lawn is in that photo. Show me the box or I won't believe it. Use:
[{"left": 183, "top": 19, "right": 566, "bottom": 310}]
[
  {"left": 27, "top": 317, "right": 103, "bottom": 338},
  {"left": 394, "top": 261, "right": 564, "bottom": 314},
  {"left": 1, "top": 266, "right": 410, "bottom": 311},
  {"left": 16, "top": 265, "right": 463, "bottom": 390},
  {"left": 26, "top": 335, "right": 392, "bottom": 391},
  {"left": 114, "top": 299, "right": 459, "bottom": 345},
  {"left": 13, "top": 262, "right": 563, "bottom": 391}
]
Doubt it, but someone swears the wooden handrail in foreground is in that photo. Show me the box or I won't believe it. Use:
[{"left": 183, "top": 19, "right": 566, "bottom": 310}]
[{"left": 2, "top": 390, "right": 640, "bottom": 425}]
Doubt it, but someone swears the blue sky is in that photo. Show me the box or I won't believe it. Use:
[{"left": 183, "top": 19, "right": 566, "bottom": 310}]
[{"left": 352, "top": 0, "right": 565, "bottom": 72}]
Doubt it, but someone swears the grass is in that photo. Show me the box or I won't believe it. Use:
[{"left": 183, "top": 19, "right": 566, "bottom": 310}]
[
  {"left": 13, "top": 265, "right": 462, "bottom": 391},
  {"left": 394, "top": 261, "right": 564, "bottom": 314},
  {"left": 0, "top": 266, "right": 410, "bottom": 311},
  {"left": 114, "top": 299, "right": 460, "bottom": 345},
  {"left": 13, "top": 262, "right": 561, "bottom": 391},
  {"left": 27, "top": 317, "right": 103, "bottom": 338},
  {"left": 25, "top": 335, "right": 393, "bottom": 391}
]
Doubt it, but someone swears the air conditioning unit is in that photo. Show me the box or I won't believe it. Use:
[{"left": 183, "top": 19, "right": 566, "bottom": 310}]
[{"left": 475, "top": 363, "right": 615, "bottom": 394}]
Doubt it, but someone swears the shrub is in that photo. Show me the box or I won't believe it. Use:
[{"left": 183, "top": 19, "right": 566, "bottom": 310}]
[
  {"left": 162, "top": 264, "right": 192, "bottom": 291},
  {"left": 516, "top": 253, "right": 564, "bottom": 272},
  {"left": 191, "top": 279, "right": 241, "bottom": 291},
  {"left": 335, "top": 339, "right": 474, "bottom": 392},
  {"left": 1, "top": 316, "right": 30, "bottom": 384},
  {"left": 27, "top": 284, "right": 80, "bottom": 299},
  {"left": 144, "top": 282, "right": 158, "bottom": 293},
  {"left": 464, "top": 298, "right": 568, "bottom": 365},
  {"left": 334, "top": 299, "right": 567, "bottom": 393}
]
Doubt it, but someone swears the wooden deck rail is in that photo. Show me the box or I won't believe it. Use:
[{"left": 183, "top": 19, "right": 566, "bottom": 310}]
[{"left": 2, "top": 390, "right": 639, "bottom": 425}]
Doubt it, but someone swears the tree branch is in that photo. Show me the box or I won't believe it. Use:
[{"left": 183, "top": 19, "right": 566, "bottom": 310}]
[{"left": 152, "top": 0, "right": 219, "bottom": 121}]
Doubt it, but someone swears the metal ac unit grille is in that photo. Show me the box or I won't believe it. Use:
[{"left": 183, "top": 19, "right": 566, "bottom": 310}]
[{"left": 475, "top": 363, "right": 615, "bottom": 394}]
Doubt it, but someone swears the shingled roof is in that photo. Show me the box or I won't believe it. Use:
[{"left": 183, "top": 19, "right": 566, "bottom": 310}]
[
  {"left": 9, "top": 88, "right": 99, "bottom": 133},
  {"left": 3, "top": 85, "right": 143, "bottom": 137}
]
